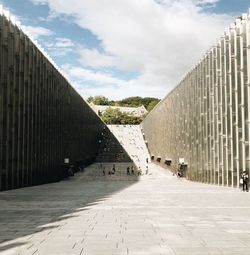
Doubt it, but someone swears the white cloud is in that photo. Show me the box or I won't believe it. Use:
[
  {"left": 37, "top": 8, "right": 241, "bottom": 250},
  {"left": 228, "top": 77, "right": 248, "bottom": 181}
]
[
  {"left": 31, "top": 0, "right": 234, "bottom": 99},
  {"left": 54, "top": 37, "right": 75, "bottom": 48},
  {"left": 62, "top": 64, "right": 173, "bottom": 100},
  {"left": 31, "top": 0, "right": 48, "bottom": 5},
  {"left": 79, "top": 48, "right": 117, "bottom": 68},
  {"left": 44, "top": 37, "right": 75, "bottom": 56},
  {"left": 196, "top": 0, "right": 219, "bottom": 5},
  {"left": 21, "top": 25, "right": 53, "bottom": 39},
  {"left": 77, "top": 83, "right": 166, "bottom": 101},
  {"left": 62, "top": 64, "right": 125, "bottom": 87}
]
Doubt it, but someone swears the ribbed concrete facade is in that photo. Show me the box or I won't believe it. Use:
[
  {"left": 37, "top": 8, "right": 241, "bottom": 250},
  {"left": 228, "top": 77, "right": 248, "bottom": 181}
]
[
  {"left": 0, "top": 11, "right": 105, "bottom": 191},
  {"left": 142, "top": 11, "right": 250, "bottom": 187}
]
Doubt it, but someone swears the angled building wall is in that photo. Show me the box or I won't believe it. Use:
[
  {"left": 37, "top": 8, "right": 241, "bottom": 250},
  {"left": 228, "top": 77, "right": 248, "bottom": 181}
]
[
  {"left": 142, "top": 11, "right": 250, "bottom": 187},
  {"left": 0, "top": 12, "right": 105, "bottom": 191}
]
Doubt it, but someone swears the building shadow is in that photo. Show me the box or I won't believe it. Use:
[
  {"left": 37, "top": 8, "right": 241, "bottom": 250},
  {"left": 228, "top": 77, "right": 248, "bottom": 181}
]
[{"left": 0, "top": 167, "right": 138, "bottom": 253}]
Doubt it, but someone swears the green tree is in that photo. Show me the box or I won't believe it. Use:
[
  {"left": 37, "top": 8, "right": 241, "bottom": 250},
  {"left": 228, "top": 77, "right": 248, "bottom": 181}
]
[
  {"left": 147, "top": 100, "right": 159, "bottom": 112},
  {"left": 87, "top": 95, "right": 110, "bottom": 105},
  {"left": 101, "top": 107, "right": 143, "bottom": 124},
  {"left": 87, "top": 95, "right": 160, "bottom": 111},
  {"left": 87, "top": 96, "right": 93, "bottom": 103},
  {"left": 101, "top": 108, "right": 122, "bottom": 124},
  {"left": 117, "top": 96, "right": 160, "bottom": 108},
  {"left": 118, "top": 96, "right": 143, "bottom": 107},
  {"left": 141, "top": 97, "right": 160, "bottom": 109}
]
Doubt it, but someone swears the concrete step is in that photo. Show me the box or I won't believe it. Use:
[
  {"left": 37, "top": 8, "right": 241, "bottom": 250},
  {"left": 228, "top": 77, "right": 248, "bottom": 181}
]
[{"left": 77, "top": 175, "right": 139, "bottom": 181}]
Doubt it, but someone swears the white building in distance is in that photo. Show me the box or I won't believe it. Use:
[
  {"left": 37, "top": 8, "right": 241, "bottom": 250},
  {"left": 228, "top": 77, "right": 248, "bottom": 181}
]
[{"left": 90, "top": 103, "right": 148, "bottom": 117}]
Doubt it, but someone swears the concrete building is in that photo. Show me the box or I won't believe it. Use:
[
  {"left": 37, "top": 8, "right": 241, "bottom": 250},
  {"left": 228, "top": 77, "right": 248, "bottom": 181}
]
[
  {"left": 142, "top": 11, "right": 250, "bottom": 188},
  {"left": 0, "top": 9, "right": 106, "bottom": 191}
]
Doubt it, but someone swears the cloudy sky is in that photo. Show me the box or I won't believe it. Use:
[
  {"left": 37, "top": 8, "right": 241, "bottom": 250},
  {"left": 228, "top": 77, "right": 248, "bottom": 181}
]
[{"left": 1, "top": 0, "right": 250, "bottom": 100}]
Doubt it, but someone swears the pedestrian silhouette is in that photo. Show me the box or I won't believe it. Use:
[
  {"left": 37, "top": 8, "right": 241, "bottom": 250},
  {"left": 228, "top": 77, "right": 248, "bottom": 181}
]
[
  {"left": 241, "top": 170, "right": 249, "bottom": 192},
  {"left": 131, "top": 165, "right": 134, "bottom": 175},
  {"left": 112, "top": 164, "right": 116, "bottom": 174},
  {"left": 138, "top": 167, "right": 142, "bottom": 175},
  {"left": 127, "top": 166, "right": 130, "bottom": 175}
]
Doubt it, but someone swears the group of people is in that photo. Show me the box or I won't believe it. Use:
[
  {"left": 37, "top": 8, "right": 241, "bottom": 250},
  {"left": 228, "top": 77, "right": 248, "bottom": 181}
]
[
  {"left": 101, "top": 165, "right": 147, "bottom": 176},
  {"left": 126, "top": 165, "right": 135, "bottom": 175},
  {"left": 99, "top": 158, "right": 149, "bottom": 177},
  {"left": 126, "top": 165, "right": 147, "bottom": 176},
  {"left": 101, "top": 164, "right": 116, "bottom": 176}
]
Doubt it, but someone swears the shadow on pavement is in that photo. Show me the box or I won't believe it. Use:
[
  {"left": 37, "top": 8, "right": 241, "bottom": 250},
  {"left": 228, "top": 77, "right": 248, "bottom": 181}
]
[{"left": 0, "top": 166, "right": 138, "bottom": 253}]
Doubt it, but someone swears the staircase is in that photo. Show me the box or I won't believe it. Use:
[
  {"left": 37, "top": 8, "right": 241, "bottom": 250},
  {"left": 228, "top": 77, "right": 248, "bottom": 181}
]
[
  {"left": 82, "top": 125, "right": 150, "bottom": 181},
  {"left": 107, "top": 125, "right": 150, "bottom": 171},
  {"left": 95, "top": 127, "right": 131, "bottom": 163},
  {"left": 77, "top": 162, "right": 139, "bottom": 181}
]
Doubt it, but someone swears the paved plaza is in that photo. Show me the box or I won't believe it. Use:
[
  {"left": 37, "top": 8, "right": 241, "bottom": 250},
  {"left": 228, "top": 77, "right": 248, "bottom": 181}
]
[{"left": 0, "top": 163, "right": 250, "bottom": 255}]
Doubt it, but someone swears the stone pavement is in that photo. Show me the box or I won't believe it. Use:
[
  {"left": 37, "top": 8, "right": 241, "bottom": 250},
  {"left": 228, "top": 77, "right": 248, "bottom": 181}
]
[{"left": 0, "top": 163, "right": 250, "bottom": 255}]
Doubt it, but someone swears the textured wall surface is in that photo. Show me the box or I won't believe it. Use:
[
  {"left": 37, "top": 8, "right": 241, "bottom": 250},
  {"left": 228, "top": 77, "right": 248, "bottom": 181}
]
[
  {"left": 142, "top": 12, "right": 250, "bottom": 187},
  {"left": 0, "top": 14, "right": 105, "bottom": 191}
]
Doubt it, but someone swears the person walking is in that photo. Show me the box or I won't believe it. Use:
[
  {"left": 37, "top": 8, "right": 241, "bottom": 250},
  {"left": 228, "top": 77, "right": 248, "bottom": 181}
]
[
  {"left": 138, "top": 166, "right": 142, "bottom": 176},
  {"left": 112, "top": 164, "right": 116, "bottom": 174},
  {"left": 146, "top": 165, "right": 149, "bottom": 175},
  {"left": 131, "top": 165, "right": 134, "bottom": 175},
  {"left": 127, "top": 166, "right": 130, "bottom": 175},
  {"left": 241, "top": 170, "right": 249, "bottom": 192}
]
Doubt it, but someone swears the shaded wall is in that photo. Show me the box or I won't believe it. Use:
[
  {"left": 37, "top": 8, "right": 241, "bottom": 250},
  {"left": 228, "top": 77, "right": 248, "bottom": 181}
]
[
  {"left": 0, "top": 14, "right": 105, "bottom": 190},
  {"left": 142, "top": 12, "right": 250, "bottom": 187}
]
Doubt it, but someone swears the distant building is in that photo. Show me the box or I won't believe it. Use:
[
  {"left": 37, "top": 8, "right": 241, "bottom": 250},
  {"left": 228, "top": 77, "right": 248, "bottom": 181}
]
[{"left": 90, "top": 103, "right": 148, "bottom": 117}]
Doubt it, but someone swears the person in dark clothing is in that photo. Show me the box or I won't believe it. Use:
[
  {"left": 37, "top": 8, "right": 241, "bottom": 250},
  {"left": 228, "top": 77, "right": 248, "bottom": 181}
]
[
  {"left": 131, "top": 165, "right": 134, "bottom": 175},
  {"left": 127, "top": 167, "right": 130, "bottom": 175},
  {"left": 177, "top": 164, "right": 182, "bottom": 178},
  {"left": 112, "top": 164, "right": 116, "bottom": 174},
  {"left": 138, "top": 166, "right": 142, "bottom": 175},
  {"left": 241, "top": 170, "right": 249, "bottom": 192},
  {"left": 177, "top": 170, "right": 182, "bottom": 178},
  {"left": 138, "top": 167, "right": 142, "bottom": 176}
]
